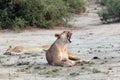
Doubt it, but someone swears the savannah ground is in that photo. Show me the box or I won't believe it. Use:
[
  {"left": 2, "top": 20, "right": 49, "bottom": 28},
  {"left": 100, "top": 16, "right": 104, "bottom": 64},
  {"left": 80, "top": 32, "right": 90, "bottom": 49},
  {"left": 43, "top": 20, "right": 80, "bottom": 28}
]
[
  {"left": 0, "top": 19, "right": 120, "bottom": 80},
  {"left": 0, "top": 2, "right": 120, "bottom": 80}
]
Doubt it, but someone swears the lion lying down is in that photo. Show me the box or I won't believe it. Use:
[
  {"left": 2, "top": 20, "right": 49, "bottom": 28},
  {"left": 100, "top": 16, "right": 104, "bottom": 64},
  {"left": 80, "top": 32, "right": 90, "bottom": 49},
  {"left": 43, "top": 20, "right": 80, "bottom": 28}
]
[
  {"left": 46, "top": 31, "right": 89, "bottom": 67},
  {"left": 4, "top": 45, "right": 50, "bottom": 55}
]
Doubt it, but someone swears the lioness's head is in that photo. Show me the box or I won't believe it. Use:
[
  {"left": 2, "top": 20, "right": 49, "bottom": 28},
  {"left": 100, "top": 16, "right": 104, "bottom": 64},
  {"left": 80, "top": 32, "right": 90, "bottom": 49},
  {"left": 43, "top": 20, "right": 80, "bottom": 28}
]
[
  {"left": 4, "top": 45, "right": 13, "bottom": 55},
  {"left": 55, "top": 31, "right": 72, "bottom": 43}
]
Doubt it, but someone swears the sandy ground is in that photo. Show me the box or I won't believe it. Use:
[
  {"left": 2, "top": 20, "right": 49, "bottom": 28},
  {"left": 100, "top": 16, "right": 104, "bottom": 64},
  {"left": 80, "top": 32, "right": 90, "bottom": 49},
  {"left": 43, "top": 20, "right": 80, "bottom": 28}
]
[
  {"left": 0, "top": 21, "right": 120, "bottom": 80},
  {"left": 0, "top": 3, "right": 120, "bottom": 80}
]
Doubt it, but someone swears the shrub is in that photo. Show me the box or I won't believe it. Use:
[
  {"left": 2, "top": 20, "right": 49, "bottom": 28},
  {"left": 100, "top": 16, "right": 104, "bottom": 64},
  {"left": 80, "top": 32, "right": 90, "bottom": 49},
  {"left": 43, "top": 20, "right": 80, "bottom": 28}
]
[
  {"left": 0, "top": 0, "right": 13, "bottom": 29},
  {"left": 0, "top": 0, "right": 70, "bottom": 29},
  {"left": 99, "top": 0, "right": 108, "bottom": 6},
  {"left": 19, "top": 0, "right": 70, "bottom": 28},
  {"left": 98, "top": 0, "right": 120, "bottom": 23},
  {"left": 12, "top": 17, "right": 27, "bottom": 31},
  {"left": 0, "top": 0, "right": 87, "bottom": 30},
  {"left": 63, "top": 0, "right": 87, "bottom": 13}
]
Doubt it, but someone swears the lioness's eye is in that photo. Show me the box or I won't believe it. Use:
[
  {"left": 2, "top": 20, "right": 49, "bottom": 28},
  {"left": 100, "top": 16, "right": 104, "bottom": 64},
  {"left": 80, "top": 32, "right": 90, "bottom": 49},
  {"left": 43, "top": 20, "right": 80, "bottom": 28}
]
[{"left": 63, "top": 31, "right": 66, "bottom": 33}]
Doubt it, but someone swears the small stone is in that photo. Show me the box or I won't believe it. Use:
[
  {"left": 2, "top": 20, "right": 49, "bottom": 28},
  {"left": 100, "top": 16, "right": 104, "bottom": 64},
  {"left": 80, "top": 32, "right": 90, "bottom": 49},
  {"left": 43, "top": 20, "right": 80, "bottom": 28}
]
[{"left": 92, "top": 56, "right": 100, "bottom": 59}]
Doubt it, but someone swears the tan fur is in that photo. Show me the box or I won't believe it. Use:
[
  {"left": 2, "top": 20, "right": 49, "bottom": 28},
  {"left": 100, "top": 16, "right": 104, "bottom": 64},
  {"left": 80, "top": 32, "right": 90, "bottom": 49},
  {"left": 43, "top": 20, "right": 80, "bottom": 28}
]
[
  {"left": 46, "top": 31, "right": 88, "bottom": 67},
  {"left": 4, "top": 45, "right": 50, "bottom": 55}
]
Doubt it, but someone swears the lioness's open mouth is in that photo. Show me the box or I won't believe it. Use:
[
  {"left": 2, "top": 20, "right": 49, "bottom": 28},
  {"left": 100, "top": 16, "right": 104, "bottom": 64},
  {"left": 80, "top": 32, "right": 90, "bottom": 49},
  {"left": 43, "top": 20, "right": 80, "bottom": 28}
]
[{"left": 67, "top": 32, "right": 72, "bottom": 43}]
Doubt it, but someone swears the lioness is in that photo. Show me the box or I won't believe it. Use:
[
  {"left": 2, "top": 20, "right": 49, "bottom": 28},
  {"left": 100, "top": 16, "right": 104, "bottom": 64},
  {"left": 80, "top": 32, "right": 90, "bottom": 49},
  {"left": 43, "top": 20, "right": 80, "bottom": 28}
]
[
  {"left": 4, "top": 45, "right": 50, "bottom": 55},
  {"left": 46, "top": 31, "right": 88, "bottom": 67}
]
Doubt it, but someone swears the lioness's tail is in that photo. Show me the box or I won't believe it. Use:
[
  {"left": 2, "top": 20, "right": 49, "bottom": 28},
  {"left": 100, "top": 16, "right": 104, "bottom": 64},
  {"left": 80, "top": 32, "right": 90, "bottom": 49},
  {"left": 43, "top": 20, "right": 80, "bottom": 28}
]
[{"left": 40, "top": 45, "right": 50, "bottom": 51}]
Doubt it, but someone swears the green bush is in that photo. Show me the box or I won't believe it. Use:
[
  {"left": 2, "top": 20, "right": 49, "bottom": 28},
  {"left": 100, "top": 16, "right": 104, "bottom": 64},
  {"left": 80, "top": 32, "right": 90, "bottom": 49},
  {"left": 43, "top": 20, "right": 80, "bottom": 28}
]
[
  {"left": 98, "top": 0, "right": 120, "bottom": 23},
  {"left": 12, "top": 17, "right": 27, "bottom": 31},
  {"left": 0, "top": 0, "right": 13, "bottom": 29},
  {"left": 0, "top": 0, "right": 87, "bottom": 30},
  {"left": 99, "top": 0, "right": 108, "bottom": 6},
  {"left": 63, "top": 0, "right": 87, "bottom": 13}
]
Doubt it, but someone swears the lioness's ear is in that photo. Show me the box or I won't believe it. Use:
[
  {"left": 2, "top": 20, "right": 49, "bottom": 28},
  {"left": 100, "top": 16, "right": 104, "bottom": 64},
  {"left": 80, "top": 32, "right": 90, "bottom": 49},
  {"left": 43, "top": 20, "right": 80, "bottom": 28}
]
[
  {"left": 55, "top": 33, "right": 60, "bottom": 38},
  {"left": 9, "top": 45, "right": 12, "bottom": 48}
]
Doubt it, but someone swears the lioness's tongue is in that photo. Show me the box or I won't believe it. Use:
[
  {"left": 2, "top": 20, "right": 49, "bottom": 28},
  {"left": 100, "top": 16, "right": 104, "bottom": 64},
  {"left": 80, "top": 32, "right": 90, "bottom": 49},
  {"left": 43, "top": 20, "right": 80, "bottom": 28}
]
[
  {"left": 67, "top": 32, "right": 72, "bottom": 43},
  {"left": 67, "top": 35, "right": 71, "bottom": 43}
]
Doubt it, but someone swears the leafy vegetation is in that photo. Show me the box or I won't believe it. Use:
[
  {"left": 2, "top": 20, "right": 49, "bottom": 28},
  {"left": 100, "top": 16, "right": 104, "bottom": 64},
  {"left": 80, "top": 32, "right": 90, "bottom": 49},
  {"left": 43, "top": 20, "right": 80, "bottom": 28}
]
[
  {"left": 0, "top": 0, "right": 86, "bottom": 30},
  {"left": 63, "top": 0, "right": 87, "bottom": 13},
  {"left": 99, "top": 0, "right": 108, "bottom": 6},
  {"left": 99, "top": 0, "right": 120, "bottom": 23},
  {"left": 69, "top": 72, "right": 79, "bottom": 76},
  {"left": 92, "top": 68, "right": 101, "bottom": 73}
]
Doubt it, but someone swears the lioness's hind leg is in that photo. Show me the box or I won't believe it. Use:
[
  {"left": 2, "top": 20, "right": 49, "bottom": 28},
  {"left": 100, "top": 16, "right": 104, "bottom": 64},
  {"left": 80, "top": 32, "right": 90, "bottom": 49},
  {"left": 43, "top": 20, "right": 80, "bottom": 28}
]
[
  {"left": 68, "top": 52, "right": 89, "bottom": 63},
  {"left": 68, "top": 52, "right": 80, "bottom": 60},
  {"left": 52, "top": 61, "right": 65, "bottom": 67},
  {"left": 63, "top": 60, "right": 76, "bottom": 67}
]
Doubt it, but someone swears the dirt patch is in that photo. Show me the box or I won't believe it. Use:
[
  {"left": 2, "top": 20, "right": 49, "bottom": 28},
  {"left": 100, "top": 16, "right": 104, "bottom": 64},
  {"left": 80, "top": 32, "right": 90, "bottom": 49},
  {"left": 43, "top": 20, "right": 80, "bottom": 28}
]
[
  {"left": 0, "top": 22, "right": 120, "bottom": 80},
  {"left": 0, "top": 2, "right": 120, "bottom": 79}
]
